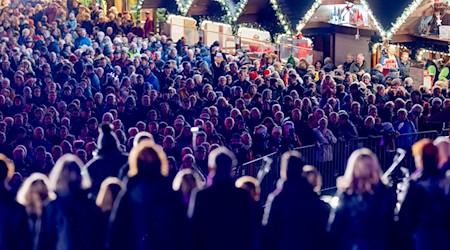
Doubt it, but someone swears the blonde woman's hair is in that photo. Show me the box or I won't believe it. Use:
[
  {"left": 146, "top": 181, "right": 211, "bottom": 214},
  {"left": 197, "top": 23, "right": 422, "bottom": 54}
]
[
  {"left": 0, "top": 154, "right": 14, "bottom": 189},
  {"left": 338, "top": 148, "right": 384, "bottom": 194},
  {"left": 49, "top": 154, "right": 91, "bottom": 193},
  {"left": 16, "top": 173, "right": 55, "bottom": 205},
  {"left": 235, "top": 176, "right": 261, "bottom": 201},
  {"left": 128, "top": 140, "right": 168, "bottom": 177},
  {"left": 95, "top": 177, "right": 124, "bottom": 211},
  {"left": 172, "top": 168, "right": 203, "bottom": 191},
  {"left": 16, "top": 173, "right": 56, "bottom": 216}
]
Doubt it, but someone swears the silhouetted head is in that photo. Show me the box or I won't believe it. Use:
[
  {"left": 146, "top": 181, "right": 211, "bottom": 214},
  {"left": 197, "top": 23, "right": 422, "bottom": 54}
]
[
  {"left": 128, "top": 140, "right": 168, "bottom": 178},
  {"left": 49, "top": 154, "right": 91, "bottom": 196},
  {"left": 235, "top": 176, "right": 261, "bottom": 201},
  {"left": 207, "top": 147, "right": 237, "bottom": 183},
  {"left": 96, "top": 177, "right": 124, "bottom": 212},
  {"left": 97, "top": 123, "right": 121, "bottom": 153},
  {"left": 338, "top": 148, "right": 383, "bottom": 194},
  {"left": 413, "top": 139, "right": 440, "bottom": 177},
  {"left": 280, "top": 151, "right": 305, "bottom": 180},
  {"left": 133, "top": 131, "right": 154, "bottom": 147}
]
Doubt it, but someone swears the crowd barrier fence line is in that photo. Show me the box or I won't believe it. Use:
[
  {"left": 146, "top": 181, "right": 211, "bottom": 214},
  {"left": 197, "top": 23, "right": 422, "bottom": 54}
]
[{"left": 236, "top": 130, "right": 442, "bottom": 204}]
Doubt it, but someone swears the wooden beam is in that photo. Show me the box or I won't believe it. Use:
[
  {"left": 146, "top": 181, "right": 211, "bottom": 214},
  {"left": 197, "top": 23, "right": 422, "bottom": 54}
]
[
  {"left": 391, "top": 34, "right": 416, "bottom": 43},
  {"left": 142, "top": 0, "right": 164, "bottom": 8},
  {"left": 321, "top": 0, "right": 346, "bottom": 5},
  {"left": 302, "top": 22, "right": 375, "bottom": 37}
]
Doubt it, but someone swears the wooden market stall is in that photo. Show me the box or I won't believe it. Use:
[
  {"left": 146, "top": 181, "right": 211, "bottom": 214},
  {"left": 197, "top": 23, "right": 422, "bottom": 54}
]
[
  {"left": 385, "top": 0, "right": 450, "bottom": 84},
  {"left": 389, "top": 0, "right": 450, "bottom": 57},
  {"left": 201, "top": 20, "right": 236, "bottom": 52},
  {"left": 296, "top": 0, "right": 383, "bottom": 66}
]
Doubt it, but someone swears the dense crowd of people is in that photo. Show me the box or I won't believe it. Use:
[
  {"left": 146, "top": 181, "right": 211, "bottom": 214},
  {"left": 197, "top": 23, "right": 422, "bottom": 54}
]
[{"left": 0, "top": 1, "right": 449, "bottom": 249}]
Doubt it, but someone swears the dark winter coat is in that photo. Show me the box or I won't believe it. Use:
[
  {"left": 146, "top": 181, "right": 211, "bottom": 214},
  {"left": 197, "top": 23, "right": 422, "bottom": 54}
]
[
  {"left": 262, "top": 177, "right": 330, "bottom": 250},
  {"left": 189, "top": 180, "right": 253, "bottom": 250},
  {"left": 108, "top": 175, "right": 187, "bottom": 250},
  {"left": 397, "top": 174, "right": 450, "bottom": 250},
  {"left": 0, "top": 188, "right": 31, "bottom": 250},
  {"left": 39, "top": 191, "right": 104, "bottom": 250},
  {"left": 85, "top": 150, "right": 128, "bottom": 197}
]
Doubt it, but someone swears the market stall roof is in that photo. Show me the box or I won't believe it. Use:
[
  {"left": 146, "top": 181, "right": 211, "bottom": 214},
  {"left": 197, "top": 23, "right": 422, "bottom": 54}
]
[
  {"left": 388, "top": 0, "right": 450, "bottom": 42},
  {"left": 237, "top": 0, "right": 270, "bottom": 23},
  {"left": 235, "top": 0, "right": 288, "bottom": 34},
  {"left": 293, "top": 0, "right": 381, "bottom": 33}
]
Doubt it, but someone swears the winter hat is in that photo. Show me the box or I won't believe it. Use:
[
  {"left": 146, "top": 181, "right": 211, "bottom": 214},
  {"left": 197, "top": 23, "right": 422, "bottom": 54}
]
[
  {"left": 249, "top": 71, "right": 258, "bottom": 80},
  {"left": 287, "top": 55, "right": 296, "bottom": 68},
  {"left": 69, "top": 55, "right": 78, "bottom": 63},
  {"left": 243, "top": 93, "right": 252, "bottom": 100},
  {"left": 97, "top": 123, "right": 120, "bottom": 153},
  {"left": 263, "top": 69, "right": 271, "bottom": 78}
]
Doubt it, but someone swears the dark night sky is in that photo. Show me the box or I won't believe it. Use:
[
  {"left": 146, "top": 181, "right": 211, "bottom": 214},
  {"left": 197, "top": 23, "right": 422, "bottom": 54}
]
[{"left": 368, "top": 0, "right": 412, "bottom": 30}]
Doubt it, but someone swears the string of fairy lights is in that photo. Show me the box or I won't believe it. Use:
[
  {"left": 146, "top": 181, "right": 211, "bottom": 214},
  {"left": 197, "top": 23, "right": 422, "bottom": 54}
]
[
  {"left": 218, "top": 0, "right": 233, "bottom": 22},
  {"left": 296, "top": 0, "right": 322, "bottom": 33},
  {"left": 232, "top": 0, "right": 248, "bottom": 22},
  {"left": 176, "top": 0, "right": 193, "bottom": 15},
  {"left": 387, "top": 0, "right": 424, "bottom": 39},
  {"left": 359, "top": 0, "right": 386, "bottom": 37},
  {"left": 269, "top": 0, "right": 292, "bottom": 35},
  {"left": 417, "top": 48, "right": 450, "bottom": 61}
]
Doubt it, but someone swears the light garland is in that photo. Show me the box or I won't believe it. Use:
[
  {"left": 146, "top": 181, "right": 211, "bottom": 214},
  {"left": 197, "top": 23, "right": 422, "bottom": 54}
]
[
  {"left": 371, "top": 43, "right": 409, "bottom": 53},
  {"left": 136, "top": 0, "right": 144, "bottom": 16},
  {"left": 232, "top": 0, "right": 248, "bottom": 22},
  {"left": 296, "top": 0, "right": 322, "bottom": 32},
  {"left": 235, "top": 23, "right": 271, "bottom": 38},
  {"left": 387, "top": 0, "right": 423, "bottom": 40},
  {"left": 218, "top": 0, "right": 233, "bottom": 23},
  {"left": 269, "top": 0, "right": 292, "bottom": 34},
  {"left": 177, "top": 0, "right": 234, "bottom": 20},
  {"left": 358, "top": 0, "right": 386, "bottom": 37},
  {"left": 176, "top": 0, "right": 193, "bottom": 15},
  {"left": 417, "top": 48, "right": 450, "bottom": 61}
]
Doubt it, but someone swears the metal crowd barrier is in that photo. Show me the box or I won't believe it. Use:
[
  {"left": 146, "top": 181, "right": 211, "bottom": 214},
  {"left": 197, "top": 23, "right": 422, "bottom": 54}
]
[{"left": 236, "top": 130, "right": 442, "bottom": 203}]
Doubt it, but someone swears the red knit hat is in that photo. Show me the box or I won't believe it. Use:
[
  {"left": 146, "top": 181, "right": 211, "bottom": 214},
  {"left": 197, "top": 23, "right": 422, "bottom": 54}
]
[
  {"left": 263, "top": 69, "right": 271, "bottom": 78},
  {"left": 249, "top": 71, "right": 258, "bottom": 80},
  {"left": 69, "top": 55, "right": 78, "bottom": 63}
]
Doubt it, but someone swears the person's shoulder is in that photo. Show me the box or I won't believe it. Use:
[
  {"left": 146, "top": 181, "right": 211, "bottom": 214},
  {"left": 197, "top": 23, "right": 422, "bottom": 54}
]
[{"left": 0, "top": 191, "right": 23, "bottom": 210}]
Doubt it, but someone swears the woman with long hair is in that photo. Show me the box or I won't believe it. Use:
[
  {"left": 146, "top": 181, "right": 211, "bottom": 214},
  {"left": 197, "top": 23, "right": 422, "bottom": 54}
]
[
  {"left": 108, "top": 141, "right": 187, "bottom": 250},
  {"left": 39, "top": 154, "right": 104, "bottom": 250},
  {"left": 172, "top": 168, "right": 204, "bottom": 207},
  {"left": 328, "top": 148, "right": 395, "bottom": 250},
  {"left": 16, "top": 173, "right": 55, "bottom": 250},
  {"left": 96, "top": 177, "right": 124, "bottom": 216}
]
